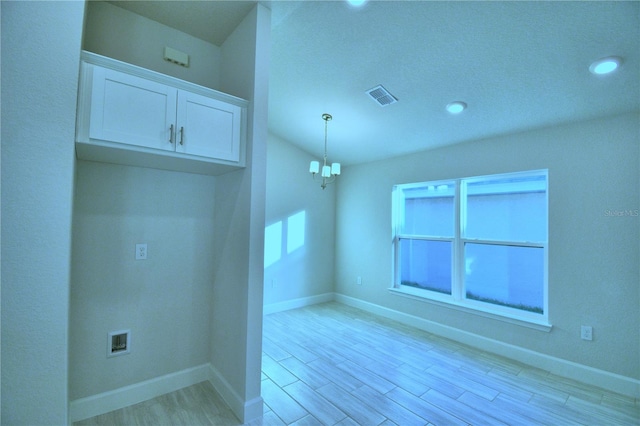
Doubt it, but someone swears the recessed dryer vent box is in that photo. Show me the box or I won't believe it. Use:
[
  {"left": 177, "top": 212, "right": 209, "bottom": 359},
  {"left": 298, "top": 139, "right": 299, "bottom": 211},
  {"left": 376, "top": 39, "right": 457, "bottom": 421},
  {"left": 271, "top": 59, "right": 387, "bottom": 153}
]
[{"left": 108, "top": 329, "right": 131, "bottom": 357}]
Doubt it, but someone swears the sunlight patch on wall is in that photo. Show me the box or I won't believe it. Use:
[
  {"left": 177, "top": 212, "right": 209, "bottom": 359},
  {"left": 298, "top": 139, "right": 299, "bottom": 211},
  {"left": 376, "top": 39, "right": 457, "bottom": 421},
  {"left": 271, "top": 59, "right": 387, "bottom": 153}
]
[
  {"left": 287, "top": 211, "right": 306, "bottom": 254},
  {"left": 264, "top": 221, "right": 282, "bottom": 268},
  {"left": 264, "top": 210, "right": 307, "bottom": 269}
]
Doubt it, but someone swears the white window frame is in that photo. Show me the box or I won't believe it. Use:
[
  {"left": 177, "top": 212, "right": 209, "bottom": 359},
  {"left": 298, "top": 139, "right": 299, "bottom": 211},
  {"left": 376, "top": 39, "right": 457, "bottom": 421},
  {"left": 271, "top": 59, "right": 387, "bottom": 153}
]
[{"left": 391, "top": 170, "right": 550, "bottom": 329}]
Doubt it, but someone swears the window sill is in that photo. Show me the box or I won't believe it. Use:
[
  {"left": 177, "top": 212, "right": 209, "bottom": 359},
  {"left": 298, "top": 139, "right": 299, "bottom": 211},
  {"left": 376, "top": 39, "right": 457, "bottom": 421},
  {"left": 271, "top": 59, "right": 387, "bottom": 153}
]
[{"left": 388, "top": 286, "right": 552, "bottom": 332}]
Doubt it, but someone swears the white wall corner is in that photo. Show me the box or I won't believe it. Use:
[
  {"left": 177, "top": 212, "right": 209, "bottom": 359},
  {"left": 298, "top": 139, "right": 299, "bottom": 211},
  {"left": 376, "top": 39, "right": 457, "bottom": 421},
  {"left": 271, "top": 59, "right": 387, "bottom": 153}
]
[
  {"left": 334, "top": 294, "right": 640, "bottom": 399},
  {"left": 208, "top": 363, "right": 263, "bottom": 423},
  {"left": 242, "top": 396, "right": 265, "bottom": 424},
  {"left": 263, "top": 292, "right": 336, "bottom": 316},
  {"left": 68, "top": 345, "right": 266, "bottom": 424}
]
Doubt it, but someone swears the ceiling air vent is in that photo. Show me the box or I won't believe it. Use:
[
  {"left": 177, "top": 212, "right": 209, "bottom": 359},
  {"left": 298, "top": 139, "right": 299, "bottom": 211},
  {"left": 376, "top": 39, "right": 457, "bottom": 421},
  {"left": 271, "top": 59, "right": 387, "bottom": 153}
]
[{"left": 366, "top": 85, "right": 397, "bottom": 107}]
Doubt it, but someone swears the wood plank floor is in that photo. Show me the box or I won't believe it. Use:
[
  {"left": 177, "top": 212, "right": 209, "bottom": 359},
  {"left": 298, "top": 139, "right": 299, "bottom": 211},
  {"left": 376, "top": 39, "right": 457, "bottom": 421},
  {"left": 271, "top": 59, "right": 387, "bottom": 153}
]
[{"left": 77, "top": 302, "right": 639, "bottom": 425}]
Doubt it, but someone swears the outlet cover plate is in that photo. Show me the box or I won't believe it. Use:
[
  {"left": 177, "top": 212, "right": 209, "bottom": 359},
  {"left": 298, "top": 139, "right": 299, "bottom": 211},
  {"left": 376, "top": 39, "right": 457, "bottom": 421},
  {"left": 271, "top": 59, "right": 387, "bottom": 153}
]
[
  {"left": 135, "top": 243, "right": 147, "bottom": 260},
  {"left": 581, "top": 325, "right": 593, "bottom": 341}
]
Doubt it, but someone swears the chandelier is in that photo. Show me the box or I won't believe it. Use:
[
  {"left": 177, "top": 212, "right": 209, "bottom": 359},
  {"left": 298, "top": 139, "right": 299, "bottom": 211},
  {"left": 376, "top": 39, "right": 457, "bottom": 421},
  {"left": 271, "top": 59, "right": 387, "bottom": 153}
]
[{"left": 309, "top": 113, "right": 341, "bottom": 189}]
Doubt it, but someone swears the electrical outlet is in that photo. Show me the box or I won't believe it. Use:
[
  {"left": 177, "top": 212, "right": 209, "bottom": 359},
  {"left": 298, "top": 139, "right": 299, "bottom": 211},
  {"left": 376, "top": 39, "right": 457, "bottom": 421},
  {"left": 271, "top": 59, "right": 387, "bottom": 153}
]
[
  {"left": 581, "top": 325, "right": 593, "bottom": 341},
  {"left": 357, "top": 276, "right": 362, "bottom": 285},
  {"left": 135, "top": 243, "right": 147, "bottom": 260}
]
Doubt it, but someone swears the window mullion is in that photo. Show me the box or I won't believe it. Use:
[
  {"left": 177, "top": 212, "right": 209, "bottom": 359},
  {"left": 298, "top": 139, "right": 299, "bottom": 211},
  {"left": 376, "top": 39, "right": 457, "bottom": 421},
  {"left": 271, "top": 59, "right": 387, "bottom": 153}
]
[
  {"left": 398, "top": 234, "right": 453, "bottom": 242},
  {"left": 453, "top": 179, "right": 463, "bottom": 302},
  {"left": 461, "top": 238, "right": 545, "bottom": 249},
  {"left": 392, "top": 186, "right": 402, "bottom": 288}
]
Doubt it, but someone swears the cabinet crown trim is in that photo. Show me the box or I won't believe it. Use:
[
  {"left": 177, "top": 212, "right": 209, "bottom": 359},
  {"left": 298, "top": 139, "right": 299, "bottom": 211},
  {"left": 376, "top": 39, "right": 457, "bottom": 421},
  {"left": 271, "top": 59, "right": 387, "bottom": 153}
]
[{"left": 76, "top": 51, "right": 248, "bottom": 176}]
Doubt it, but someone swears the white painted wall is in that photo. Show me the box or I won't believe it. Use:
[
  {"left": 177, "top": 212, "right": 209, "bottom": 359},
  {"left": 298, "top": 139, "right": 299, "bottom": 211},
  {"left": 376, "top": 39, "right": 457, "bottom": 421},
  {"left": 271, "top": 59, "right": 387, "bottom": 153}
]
[
  {"left": 69, "top": 162, "right": 216, "bottom": 399},
  {"left": 0, "top": 1, "right": 85, "bottom": 423},
  {"left": 208, "top": 4, "right": 270, "bottom": 422},
  {"left": 264, "top": 134, "right": 336, "bottom": 308},
  {"left": 83, "top": 1, "right": 221, "bottom": 90},
  {"left": 335, "top": 112, "right": 640, "bottom": 381}
]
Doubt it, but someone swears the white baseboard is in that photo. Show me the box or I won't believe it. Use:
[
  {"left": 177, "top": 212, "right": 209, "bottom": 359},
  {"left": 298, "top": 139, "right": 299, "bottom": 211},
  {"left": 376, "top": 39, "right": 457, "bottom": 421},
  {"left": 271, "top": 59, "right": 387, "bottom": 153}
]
[
  {"left": 69, "top": 364, "right": 211, "bottom": 423},
  {"left": 335, "top": 294, "right": 640, "bottom": 399},
  {"left": 208, "top": 364, "right": 263, "bottom": 423},
  {"left": 69, "top": 363, "right": 264, "bottom": 424},
  {"left": 68, "top": 294, "right": 638, "bottom": 424},
  {"left": 263, "top": 292, "right": 335, "bottom": 315},
  {"left": 242, "top": 396, "right": 265, "bottom": 423}
]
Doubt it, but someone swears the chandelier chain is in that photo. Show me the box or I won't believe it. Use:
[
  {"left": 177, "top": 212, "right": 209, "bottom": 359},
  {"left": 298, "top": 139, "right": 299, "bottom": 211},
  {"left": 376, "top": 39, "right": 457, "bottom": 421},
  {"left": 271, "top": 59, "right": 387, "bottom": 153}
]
[{"left": 323, "top": 113, "right": 331, "bottom": 163}]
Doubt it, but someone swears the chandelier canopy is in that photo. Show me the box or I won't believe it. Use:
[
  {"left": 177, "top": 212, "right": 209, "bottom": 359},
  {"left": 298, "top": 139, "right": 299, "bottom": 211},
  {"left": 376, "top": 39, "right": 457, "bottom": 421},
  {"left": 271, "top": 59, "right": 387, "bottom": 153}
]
[{"left": 309, "top": 113, "right": 340, "bottom": 189}]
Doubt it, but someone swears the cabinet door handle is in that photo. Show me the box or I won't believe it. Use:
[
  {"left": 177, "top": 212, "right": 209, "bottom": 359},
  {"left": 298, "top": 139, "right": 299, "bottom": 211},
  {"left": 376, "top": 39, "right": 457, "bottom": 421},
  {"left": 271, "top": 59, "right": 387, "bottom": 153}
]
[
  {"left": 169, "top": 124, "right": 174, "bottom": 144},
  {"left": 179, "top": 127, "right": 184, "bottom": 145}
]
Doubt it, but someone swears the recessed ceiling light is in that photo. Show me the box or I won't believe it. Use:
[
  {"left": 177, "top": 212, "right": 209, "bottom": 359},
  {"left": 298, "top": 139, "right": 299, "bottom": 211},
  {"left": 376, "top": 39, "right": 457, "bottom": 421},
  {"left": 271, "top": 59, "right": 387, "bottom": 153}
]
[
  {"left": 347, "top": 0, "right": 367, "bottom": 6},
  {"left": 446, "top": 101, "right": 467, "bottom": 114},
  {"left": 589, "top": 56, "right": 622, "bottom": 75}
]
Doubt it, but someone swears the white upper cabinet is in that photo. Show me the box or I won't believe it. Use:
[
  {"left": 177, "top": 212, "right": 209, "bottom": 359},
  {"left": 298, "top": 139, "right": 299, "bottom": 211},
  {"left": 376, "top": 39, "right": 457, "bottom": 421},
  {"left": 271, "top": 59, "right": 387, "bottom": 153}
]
[
  {"left": 76, "top": 52, "right": 247, "bottom": 175},
  {"left": 176, "top": 91, "right": 242, "bottom": 162},
  {"left": 89, "top": 67, "right": 178, "bottom": 152}
]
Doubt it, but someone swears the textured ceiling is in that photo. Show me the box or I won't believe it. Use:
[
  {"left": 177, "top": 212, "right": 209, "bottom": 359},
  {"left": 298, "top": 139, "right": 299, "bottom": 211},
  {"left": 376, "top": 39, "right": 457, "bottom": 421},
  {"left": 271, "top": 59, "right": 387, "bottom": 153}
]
[{"left": 109, "top": 0, "right": 639, "bottom": 166}]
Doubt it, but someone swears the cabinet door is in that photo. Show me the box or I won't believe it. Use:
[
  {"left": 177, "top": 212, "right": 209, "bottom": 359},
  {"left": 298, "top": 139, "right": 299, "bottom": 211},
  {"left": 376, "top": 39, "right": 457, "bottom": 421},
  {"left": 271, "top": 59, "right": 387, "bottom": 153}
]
[
  {"left": 89, "top": 67, "right": 177, "bottom": 151},
  {"left": 175, "top": 90, "right": 242, "bottom": 162}
]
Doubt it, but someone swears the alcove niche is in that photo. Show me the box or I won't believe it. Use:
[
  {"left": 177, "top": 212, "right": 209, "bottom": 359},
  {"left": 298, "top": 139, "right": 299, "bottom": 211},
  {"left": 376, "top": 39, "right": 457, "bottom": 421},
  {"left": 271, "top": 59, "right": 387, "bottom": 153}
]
[{"left": 68, "top": 2, "right": 270, "bottom": 423}]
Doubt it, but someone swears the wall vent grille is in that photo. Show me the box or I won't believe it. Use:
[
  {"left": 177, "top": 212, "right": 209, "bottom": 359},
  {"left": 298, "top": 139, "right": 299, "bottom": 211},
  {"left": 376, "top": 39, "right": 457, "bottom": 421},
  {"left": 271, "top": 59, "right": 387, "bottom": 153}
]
[
  {"left": 366, "top": 85, "right": 397, "bottom": 107},
  {"left": 164, "top": 46, "right": 190, "bottom": 68}
]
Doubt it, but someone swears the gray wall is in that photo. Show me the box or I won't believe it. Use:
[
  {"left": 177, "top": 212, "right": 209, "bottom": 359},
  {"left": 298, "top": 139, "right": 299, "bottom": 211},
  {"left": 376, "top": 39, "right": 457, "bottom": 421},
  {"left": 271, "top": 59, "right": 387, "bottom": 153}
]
[
  {"left": 210, "top": 4, "right": 270, "bottom": 419},
  {"left": 70, "top": 163, "right": 216, "bottom": 398},
  {"left": 335, "top": 112, "right": 639, "bottom": 380},
  {"left": 83, "top": 1, "right": 221, "bottom": 90},
  {"left": 264, "top": 134, "right": 336, "bottom": 308},
  {"left": 1, "top": 1, "right": 85, "bottom": 423}
]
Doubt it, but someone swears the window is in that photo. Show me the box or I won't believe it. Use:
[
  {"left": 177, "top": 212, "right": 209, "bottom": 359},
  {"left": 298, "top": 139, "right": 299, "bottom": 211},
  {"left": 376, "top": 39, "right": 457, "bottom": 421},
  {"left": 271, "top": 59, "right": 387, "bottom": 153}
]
[{"left": 393, "top": 170, "right": 548, "bottom": 322}]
